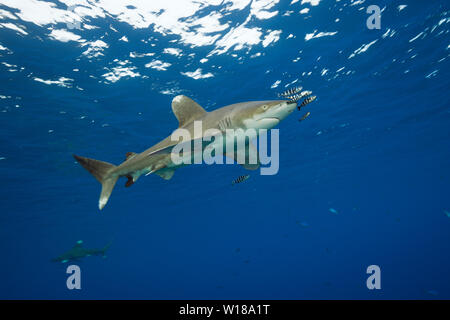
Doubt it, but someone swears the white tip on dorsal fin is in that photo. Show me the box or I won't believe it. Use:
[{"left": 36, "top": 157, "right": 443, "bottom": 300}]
[
  {"left": 74, "top": 240, "right": 83, "bottom": 248},
  {"left": 171, "top": 95, "right": 207, "bottom": 127}
]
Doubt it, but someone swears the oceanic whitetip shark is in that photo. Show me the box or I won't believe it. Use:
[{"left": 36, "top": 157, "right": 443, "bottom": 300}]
[
  {"left": 52, "top": 240, "right": 111, "bottom": 263},
  {"left": 74, "top": 91, "right": 315, "bottom": 210}
]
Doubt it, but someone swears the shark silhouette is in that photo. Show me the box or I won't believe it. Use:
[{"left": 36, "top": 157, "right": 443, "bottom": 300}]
[
  {"left": 52, "top": 240, "right": 111, "bottom": 263},
  {"left": 74, "top": 92, "right": 315, "bottom": 210}
]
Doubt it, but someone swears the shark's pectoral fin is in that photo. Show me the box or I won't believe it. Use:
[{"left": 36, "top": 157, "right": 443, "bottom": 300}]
[
  {"left": 241, "top": 162, "right": 260, "bottom": 170},
  {"left": 172, "top": 95, "right": 207, "bottom": 127},
  {"left": 239, "top": 154, "right": 260, "bottom": 170},
  {"left": 155, "top": 167, "right": 176, "bottom": 180},
  {"left": 225, "top": 143, "right": 261, "bottom": 170}
]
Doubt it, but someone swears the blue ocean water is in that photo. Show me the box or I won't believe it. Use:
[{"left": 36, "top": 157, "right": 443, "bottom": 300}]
[{"left": 0, "top": 0, "right": 449, "bottom": 299}]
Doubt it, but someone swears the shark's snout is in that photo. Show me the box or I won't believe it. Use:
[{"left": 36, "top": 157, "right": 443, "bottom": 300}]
[
  {"left": 244, "top": 101, "right": 297, "bottom": 130},
  {"left": 270, "top": 101, "right": 297, "bottom": 121},
  {"left": 286, "top": 101, "right": 297, "bottom": 113}
]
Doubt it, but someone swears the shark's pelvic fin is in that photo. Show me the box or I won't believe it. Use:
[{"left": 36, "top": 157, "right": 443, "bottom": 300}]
[
  {"left": 125, "top": 175, "right": 134, "bottom": 187},
  {"left": 73, "top": 154, "right": 118, "bottom": 210},
  {"left": 154, "top": 167, "right": 176, "bottom": 180},
  {"left": 172, "top": 95, "right": 207, "bottom": 127},
  {"left": 125, "top": 172, "right": 140, "bottom": 187}
]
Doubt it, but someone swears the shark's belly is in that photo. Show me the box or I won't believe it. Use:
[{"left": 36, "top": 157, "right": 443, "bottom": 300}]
[
  {"left": 119, "top": 129, "right": 255, "bottom": 178},
  {"left": 200, "top": 130, "right": 254, "bottom": 160}
]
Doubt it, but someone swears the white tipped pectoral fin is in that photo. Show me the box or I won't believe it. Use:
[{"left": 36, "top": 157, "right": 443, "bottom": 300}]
[
  {"left": 225, "top": 155, "right": 260, "bottom": 170},
  {"left": 247, "top": 143, "right": 261, "bottom": 170},
  {"left": 225, "top": 143, "right": 260, "bottom": 170},
  {"left": 242, "top": 143, "right": 260, "bottom": 170},
  {"left": 242, "top": 162, "right": 260, "bottom": 170}
]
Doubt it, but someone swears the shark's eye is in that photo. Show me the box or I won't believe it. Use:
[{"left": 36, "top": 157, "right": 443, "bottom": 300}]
[{"left": 262, "top": 105, "right": 268, "bottom": 110}]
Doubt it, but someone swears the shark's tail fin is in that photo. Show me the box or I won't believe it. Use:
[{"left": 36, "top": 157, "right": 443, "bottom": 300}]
[
  {"left": 101, "top": 240, "right": 113, "bottom": 258},
  {"left": 73, "top": 154, "right": 118, "bottom": 210}
]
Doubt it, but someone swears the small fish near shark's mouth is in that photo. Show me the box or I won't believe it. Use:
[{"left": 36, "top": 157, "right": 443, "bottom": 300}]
[
  {"left": 277, "top": 86, "right": 317, "bottom": 121},
  {"left": 278, "top": 86, "right": 316, "bottom": 106}
]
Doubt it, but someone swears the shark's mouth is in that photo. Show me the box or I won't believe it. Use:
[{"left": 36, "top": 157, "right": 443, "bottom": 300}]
[{"left": 257, "top": 117, "right": 280, "bottom": 128}]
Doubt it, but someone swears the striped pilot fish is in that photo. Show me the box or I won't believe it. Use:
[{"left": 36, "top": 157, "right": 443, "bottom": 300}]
[
  {"left": 299, "top": 95, "right": 316, "bottom": 108},
  {"left": 278, "top": 86, "right": 303, "bottom": 98},
  {"left": 232, "top": 174, "right": 250, "bottom": 185}
]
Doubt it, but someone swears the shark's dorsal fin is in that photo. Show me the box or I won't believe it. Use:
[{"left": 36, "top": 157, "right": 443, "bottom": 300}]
[
  {"left": 172, "top": 95, "right": 207, "bottom": 127},
  {"left": 125, "top": 152, "right": 137, "bottom": 161},
  {"left": 74, "top": 240, "right": 83, "bottom": 248}
]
